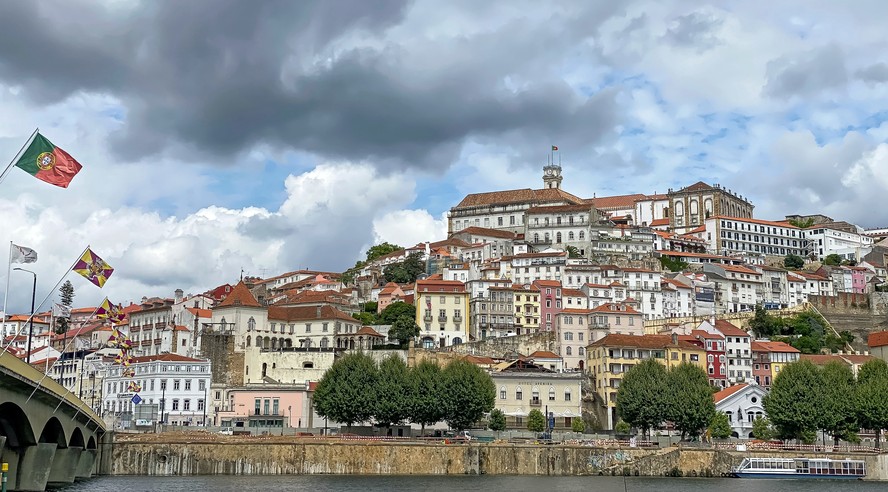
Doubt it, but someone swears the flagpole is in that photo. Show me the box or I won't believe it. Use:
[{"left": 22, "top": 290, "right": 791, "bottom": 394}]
[
  {"left": 2, "top": 242, "right": 11, "bottom": 338},
  {"left": 0, "top": 128, "right": 39, "bottom": 188},
  {"left": 0, "top": 245, "right": 90, "bottom": 358}
]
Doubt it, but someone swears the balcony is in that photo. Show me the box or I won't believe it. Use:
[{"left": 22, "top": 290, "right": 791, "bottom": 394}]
[
  {"left": 453, "top": 315, "right": 463, "bottom": 323},
  {"left": 437, "top": 316, "right": 448, "bottom": 322},
  {"left": 530, "top": 398, "right": 541, "bottom": 407},
  {"left": 423, "top": 314, "right": 433, "bottom": 322}
]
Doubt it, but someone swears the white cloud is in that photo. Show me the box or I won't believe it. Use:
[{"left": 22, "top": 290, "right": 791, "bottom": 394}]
[{"left": 372, "top": 209, "right": 448, "bottom": 249}]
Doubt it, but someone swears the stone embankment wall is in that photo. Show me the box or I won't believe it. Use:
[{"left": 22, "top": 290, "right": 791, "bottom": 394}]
[{"left": 103, "top": 441, "right": 888, "bottom": 480}]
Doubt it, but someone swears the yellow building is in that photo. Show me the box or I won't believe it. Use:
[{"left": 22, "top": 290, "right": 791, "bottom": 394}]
[
  {"left": 511, "top": 283, "right": 540, "bottom": 334},
  {"left": 587, "top": 333, "right": 707, "bottom": 429},
  {"left": 415, "top": 275, "right": 470, "bottom": 348}
]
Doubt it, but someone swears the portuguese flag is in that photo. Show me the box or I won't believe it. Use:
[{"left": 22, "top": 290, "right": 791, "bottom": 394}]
[{"left": 14, "top": 133, "right": 83, "bottom": 188}]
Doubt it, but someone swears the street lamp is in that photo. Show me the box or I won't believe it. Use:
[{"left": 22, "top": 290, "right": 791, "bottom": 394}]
[{"left": 13, "top": 268, "right": 36, "bottom": 364}]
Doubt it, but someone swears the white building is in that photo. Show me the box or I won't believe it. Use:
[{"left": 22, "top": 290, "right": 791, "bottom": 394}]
[
  {"left": 621, "top": 268, "right": 664, "bottom": 320},
  {"left": 102, "top": 353, "right": 212, "bottom": 427},
  {"left": 713, "top": 383, "right": 768, "bottom": 439},
  {"left": 509, "top": 250, "right": 568, "bottom": 285},
  {"left": 702, "top": 264, "right": 764, "bottom": 313},
  {"left": 704, "top": 216, "right": 805, "bottom": 257},
  {"left": 803, "top": 226, "right": 874, "bottom": 262},
  {"left": 704, "top": 319, "right": 753, "bottom": 384}
]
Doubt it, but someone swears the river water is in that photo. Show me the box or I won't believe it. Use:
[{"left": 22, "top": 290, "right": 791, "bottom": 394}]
[{"left": 56, "top": 475, "right": 885, "bottom": 491}]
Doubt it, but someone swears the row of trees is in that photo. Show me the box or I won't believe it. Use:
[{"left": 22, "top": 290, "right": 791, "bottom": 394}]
[
  {"left": 313, "top": 353, "right": 495, "bottom": 431},
  {"left": 764, "top": 358, "right": 888, "bottom": 447},
  {"left": 615, "top": 360, "right": 716, "bottom": 439}
]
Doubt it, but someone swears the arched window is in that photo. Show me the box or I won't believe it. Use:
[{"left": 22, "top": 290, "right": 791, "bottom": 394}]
[
  {"left": 675, "top": 201, "right": 684, "bottom": 216},
  {"left": 246, "top": 336, "right": 251, "bottom": 347},
  {"left": 452, "top": 337, "right": 463, "bottom": 345},
  {"left": 556, "top": 232, "right": 562, "bottom": 243},
  {"left": 579, "top": 347, "right": 585, "bottom": 356},
  {"left": 531, "top": 387, "right": 540, "bottom": 402},
  {"left": 704, "top": 198, "right": 713, "bottom": 217},
  {"left": 515, "top": 386, "right": 523, "bottom": 400},
  {"left": 534, "top": 233, "right": 539, "bottom": 243},
  {"left": 262, "top": 363, "right": 267, "bottom": 378},
  {"left": 220, "top": 317, "right": 226, "bottom": 328},
  {"left": 566, "top": 346, "right": 572, "bottom": 356},
  {"left": 690, "top": 200, "right": 698, "bottom": 216},
  {"left": 271, "top": 338, "right": 277, "bottom": 349},
  {"left": 303, "top": 361, "right": 314, "bottom": 368},
  {"left": 568, "top": 231, "right": 575, "bottom": 241},
  {"left": 320, "top": 337, "right": 329, "bottom": 349},
  {"left": 549, "top": 387, "right": 556, "bottom": 401},
  {"left": 544, "top": 233, "right": 550, "bottom": 242},
  {"left": 248, "top": 317, "right": 256, "bottom": 332},
  {"left": 579, "top": 230, "right": 585, "bottom": 240}
]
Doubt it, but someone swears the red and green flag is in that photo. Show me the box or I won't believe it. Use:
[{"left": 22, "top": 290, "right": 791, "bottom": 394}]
[{"left": 14, "top": 133, "right": 82, "bottom": 188}]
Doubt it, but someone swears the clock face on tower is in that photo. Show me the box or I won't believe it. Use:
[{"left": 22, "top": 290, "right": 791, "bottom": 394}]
[{"left": 545, "top": 168, "right": 553, "bottom": 176}]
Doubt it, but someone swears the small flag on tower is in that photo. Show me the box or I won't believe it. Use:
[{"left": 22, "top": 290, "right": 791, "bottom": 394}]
[
  {"left": 551, "top": 145, "right": 558, "bottom": 151},
  {"left": 10, "top": 243, "right": 38, "bottom": 264}
]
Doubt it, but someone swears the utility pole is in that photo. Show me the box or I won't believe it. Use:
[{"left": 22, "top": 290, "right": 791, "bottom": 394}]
[{"left": 13, "top": 268, "right": 36, "bottom": 364}]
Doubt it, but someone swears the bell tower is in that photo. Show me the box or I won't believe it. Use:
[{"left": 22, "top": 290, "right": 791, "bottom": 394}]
[{"left": 543, "top": 164, "right": 563, "bottom": 189}]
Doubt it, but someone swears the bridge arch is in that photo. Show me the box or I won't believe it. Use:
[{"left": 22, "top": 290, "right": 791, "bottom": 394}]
[
  {"left": 70, "top": 427, "right": 85, "bottom": 448},
  {"left": 0, "top": 402, "right": 35, "bottom": 448},
  {"left": 87, "top": 436, "right": 97, "bottom": 450},
  {"left": 39, "top": 416, "right": 67, "bottom": 448}
]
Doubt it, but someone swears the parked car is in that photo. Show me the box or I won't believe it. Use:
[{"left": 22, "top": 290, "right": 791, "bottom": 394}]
[{"left": 218, "top": 427, "right": 233, "bottom": 435}]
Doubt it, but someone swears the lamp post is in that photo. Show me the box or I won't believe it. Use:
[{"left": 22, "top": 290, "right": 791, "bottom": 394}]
[{"left": 13, "top": 268, "right": 36, "bottom": 364}]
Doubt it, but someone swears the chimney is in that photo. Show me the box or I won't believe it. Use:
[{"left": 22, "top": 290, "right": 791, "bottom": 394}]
[
  {"left": 671, "top": 332, "right": 678, "bottom": 345},
  {"left": 316, "top": 306, "right": 322, "bottom": 318},
  {"left": 174, "top": 289, "right": 184, "bottom": 303}
]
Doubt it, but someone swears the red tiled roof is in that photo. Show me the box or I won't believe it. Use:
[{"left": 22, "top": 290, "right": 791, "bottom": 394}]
[
  {"left": 453, "top": 226, "right": 518, "bottom": 239},
  {"left": 751, "top": 341, "right": 800, "bottom": 353},
  {"left": 713, "top": 216, "right": 798, "bottom": 228},
  {"left": 714, "top": 320, "right": 748, "bottom": 337},
  {"left": 691, "top": 329, "right": 724, "bottom": 340},
  {"left": 267, "top": 305, "right": 355, "bottom": 323},
  {"left": 561, "top": 288, "right": 586, "bottom": 298},
  {"left": 713, "top": 384, "right": 748, "bottom": 403},
  {"left": 525, "top": 204, "right": 597, "bottom": 214},
  {"left": 186, "top": 307, "right": 212, "bottom": 318},
  {"left": 415, "top": 278, "right": 466, "bottom": 293},
  {"left": 868, "top": 331, "right": 888, "bottom": 348},
  {"left": 216, "top": 281, "right": 261, "bottom": 308},
  {"left": 677, "top": 181, "right": 714, "bottom": 193},
  {"left": 656, "top": 250, "right": 733, "bottom": 260},
  {"left": 590, "top": 303, "right": 641, "bottom": 315},
  {"left": 590, "top": 333, "right": 700, "bottom": 350},
  {"left": 719, "top": 264, "right": 762, "bottom": 275},
  {"left": 529, "top": 350, "right": 561, "bottom": 359},
  {"left": 585, "top": 193, "right": 648, "bottom": 210},
  {"left": 650, "top": 218, "right": 670, "bottom": 227},
  {"left": 455, "top": 188, "right": 583, "bottom": 208}
]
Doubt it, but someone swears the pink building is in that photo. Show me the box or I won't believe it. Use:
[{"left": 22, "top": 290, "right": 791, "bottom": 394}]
[
  {"left": 216, "top": 385, "right": 313, "bottom": 430},
  {"left": 377, "top": 282, "right": 408, "bottom": 313},
  {"left": 534, "top": 279, "right": 562, "bottom": 332},
  {"left": 850, "top": 266, "right": 869, "bottom": 294}
]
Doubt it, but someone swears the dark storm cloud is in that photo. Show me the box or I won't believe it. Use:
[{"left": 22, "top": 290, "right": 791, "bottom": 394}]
[
  {"left": 0, "top": 0, "right": 626, "bottom": 170},
  {"left": 763, "top": 44, "right": 847, "bottom": 98},
  {"left": 855, "top": 62, "right": 888, "bottom": 84}
]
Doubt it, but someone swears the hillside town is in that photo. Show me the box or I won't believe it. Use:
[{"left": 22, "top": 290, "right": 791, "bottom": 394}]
[{"left": 3, "top": 164, "right": 888, "bottom": 440}]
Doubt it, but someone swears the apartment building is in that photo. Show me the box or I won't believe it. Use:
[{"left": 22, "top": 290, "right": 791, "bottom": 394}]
[
  {"left": 704, "top": 216, "right": 805, "bottom": 257},
  {"left": 414, "top": 276, "right": 470, "bottom": 348}
]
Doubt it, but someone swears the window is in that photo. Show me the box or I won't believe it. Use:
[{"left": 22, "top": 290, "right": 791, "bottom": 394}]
[
  {"left": 500, "top": 387, "right": 506, "bottom": 399},
  {"left": 516, "top": 388, "right": 523, "bottom": 400},
  {"left": 160, "top": 379, "right": 167, "bottom": 391},
  {"left": 549, "top": 388, "right": 556, "bottom": 401},
  {"left": 183, "top": 399, "right": 191, "bottom": 411},
  {"left": 185, "top": 379, "right": 192, "bottom": 391},
  {"left": 255, "top": 399, "right": 261, "bottom": 415},
  {"left": 564, "top": 391, "right": 572, "bottom": 402},
  {"left": 305, "top": 323, "right": 311, "bottom": 333},
  {"left": 247, "top": 317, "right": 256, "bottom": 331},
  {"left": 566, "top": 346, "right": 572, "bottom": 356},
  {"left": 172, "top": 399, "right": 180, "bottom": 411},
  {"left": 197, "top": 399, "right": 205, "bottom": 411},
  {"left": 199, "top": 379, "right": 206, "bottom": 391},
  {"left": 173, "top": 379, "right": 181, "bottom": 390}
]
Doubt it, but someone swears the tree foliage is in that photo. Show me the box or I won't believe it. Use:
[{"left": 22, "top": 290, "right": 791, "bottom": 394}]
[
  {"left": 383, "top": 252, "right": 426, "bottom": 284},
  {"left": 440, "top": 359, "right": 496, "bottom": 431},
  {"left": 566, "top": 246, "right": 582, "bottom": 259},
  {"left": 751, "top": 416, "right": 775, "bottom": 441},
  {"left": 527, "top": 409, "right": 546, "bottom": 432},
  {"left": 748, "top": 308, "right": 844, "bottom": 354},
  {"left": 388, "top": 315, "right": 420, "bottom": 346},
  {"left": 856, "top": 359, "right": 888, "bottom": 449},
  {"left": 823, "top": 253, "right": 843, "bottom": 266},
  {"left": 763, "top": 360, "right": 825, "bottom": 441},
  {"left": 572, "top": 417, "right": 587, "bottom": 433},
  {"left": 378, "top": 302, "right": 416, "bottom": 325},
  {"left": 616, "top": 359, "right": 670, "bottom": 437},
  {"left": 783, "top": 254, "right": 805, "bottom": 269},
  {"left": 56, "top": 280, "right": 75, "bottom": 334},
  {"left": 488, "top": 408, "right": 507, "bottom": 432},
  {"left": 373, "top": 355, "right": 411, "bottom": 427},
  {"left": 313, "top": 353, "right": 379, "bottom": 428},
  {"left": 408, "top": 360, "right": 445, "bottom": 433},
  {"left": 352, "top": 312, "right": 377, "bottom": 325},
  {"left": 820, "top": 361, "right": 858, "bottom": 444},
  {"left": 659, "top": 256, "right": 689, "bottom": 273},
  {"left": 667, "top": 363, "right": 716, "bottom": 439},
  {"left": 787, "top": 218, "right": 815, "bottom": 228},
  {"left": 709, "top": 412, "right": 732, "bottom": 440},
  {"left": 614, "top": 420, "right": 631, "bottom": 436},
  {"left": 341, "top": 242, "right": 404, "bottom": 285}
]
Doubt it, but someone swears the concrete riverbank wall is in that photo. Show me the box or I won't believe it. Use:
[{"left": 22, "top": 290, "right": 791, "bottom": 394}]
[{"left": 102, "top": 440, "right": 888, "bottom": 480}]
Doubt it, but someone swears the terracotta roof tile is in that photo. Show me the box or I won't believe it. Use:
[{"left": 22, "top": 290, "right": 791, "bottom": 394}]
[
  {"left": 216, "top": 281, "right": 261, "bottom": 308},
  {"left": 525, "top": 204, "right": 598, "bottom": 214},
  {"left": 454, "top": 226, "right": 518, "bottom": 239},
  {"left": 713, "top": 216, "right": 798, "bottom": 228},
  {"left": 713, "top": 384, "right": 748, "bottom": 403},
  {"left": 590, "top": 333, "right": 700, "bottom": 351},
  {"left": 590, "top": 303, "right": 641, "bottom": 315},
  {"left": 585, "top": 193, "right": 648, "bottom": 210},
  {"left": 650, "top": 218, "right": 670, "bottom": 227},
  {"left": 529, "top": 350, "right": 561, "bottom": 359},
  {"left": 455, "top": 188, "right": 583, "bottom": 208},
  {"left": 751, "top": 341, "right": 800, "bottom": 353},
  {"left": 714, "top": 320, "right": 748, "bottom": 337},
  {"left": 267, "top": 305, "right": 355, "bottom": 323},
  {"left": 677, "top": 181, "right": 714, "bottom": 193},
  {"left": 868, "top": 331, "right": 888, "bottom": 348}
]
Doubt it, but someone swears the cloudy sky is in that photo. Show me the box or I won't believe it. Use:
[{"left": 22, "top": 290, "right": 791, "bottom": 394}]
[{"left": 2, "top": 0, "right": 888, "bottom": 312}]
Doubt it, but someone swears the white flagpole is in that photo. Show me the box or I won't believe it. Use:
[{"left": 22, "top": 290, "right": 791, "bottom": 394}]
[
  {"left": 0, "top": 245, "right": 89, "bottom": 358},
  {"left": 2, "top": 241, "right": 11, "bottom": 339},
  {"left": 0, "top": 128, "right": 39, "bottom": 188}
]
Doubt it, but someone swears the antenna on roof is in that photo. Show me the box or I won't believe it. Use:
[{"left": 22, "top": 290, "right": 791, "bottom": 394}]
[{"left": 240, "top": 268, "right": 244, "bottom": 282}]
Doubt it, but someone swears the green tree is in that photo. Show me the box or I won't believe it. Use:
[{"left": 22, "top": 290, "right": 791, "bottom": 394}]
[
  {"left": 787, "top": 218, "right": 815, "bottom": 228},
  {"left": 408, "top": 360, "right": 445, "bottom": 434},
  {"left": 763, "top": 360, "right": 825, "bottom": 441},
  {"left": 527, "top": 409, "right": 546, "bottom": 432},
  {"left": 388, "top": 315, "right": 420, "bottom": 346},
  {"left": 614, "top": 420, "right": 631, "bottom": 436},
  {"left": 313, "top": 353, "right": 379, "bottom": 429},
  {"left": 783, "top": 254, "right": 804, "bottom": 269},
  {"left": 823, "top": 254, "right": 843, "bottom": 266},
  {"left": 383, "top": 252, "right": 426, "bottom": 284},
  {"left": 659, "top": 256, "right": 689, "bottom": 273},
  {"left": 820, "top": 361, "right": 858, "bottom": 444},
  {"left": 616, "top": 359, "right": 670, "bottom": 438},
  {"left": 751, "top": 416, "right": 775, "bottom": 441},
  {"left": 748, "top": 306, "right": 784, "bottom": 338},
  {"left": 855, "top": 359, "right": 888, "bottom": 449},
  {"left": 488, "top": 409, "right": 507, "bottom": 432},
  {"left": 352, "top": 312, "right": 377, "bottom": 325},
  {"left": 378, "top": 302, "right": 416, "bottom": 325},
  {"left": 667, "top": 363, "right": 716, "bottom": 439},
  {"left": 55, "top": 280, "right": 75, "bottom": 334},
  {"left": 566, "top": 246, "right": 582, "bottom": 258},
  {"left": 366, "top": 242, "right": 403, "bottom": 262},
  {"left": 440, "top": 359, "right": 495, "bottom": 431},
  {"left": 709, "top": 412, "right": 732, "bottom": 440},
  {"left": 374, "top": 355, "right": 411, "bottom": 428},
  {"left": 572, "top": 417, "right": 587, "bottom": 433},
  {"left": 362, "top": 301, "right": 378, "bottom": 313}
]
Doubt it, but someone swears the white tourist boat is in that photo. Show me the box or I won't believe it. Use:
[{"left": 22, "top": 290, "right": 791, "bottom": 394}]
[{"left": 731, "top": 457, "right": 865, "bottom": 479}]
